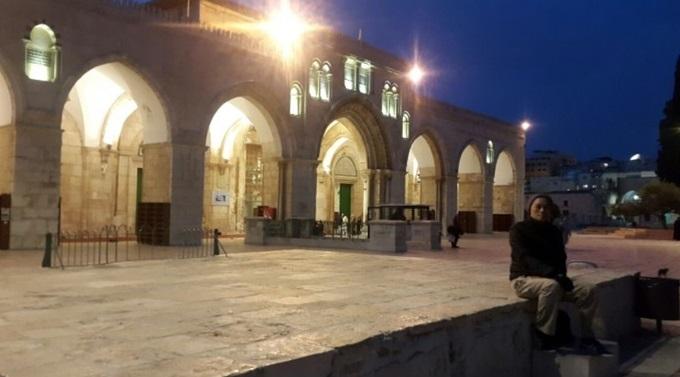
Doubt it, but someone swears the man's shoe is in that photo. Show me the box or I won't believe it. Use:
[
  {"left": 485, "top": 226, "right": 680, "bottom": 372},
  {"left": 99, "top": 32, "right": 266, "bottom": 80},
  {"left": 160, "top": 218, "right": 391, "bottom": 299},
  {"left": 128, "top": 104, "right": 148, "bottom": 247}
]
[{"left": 579, "top": 338, "right": 611, "bottom": 356}]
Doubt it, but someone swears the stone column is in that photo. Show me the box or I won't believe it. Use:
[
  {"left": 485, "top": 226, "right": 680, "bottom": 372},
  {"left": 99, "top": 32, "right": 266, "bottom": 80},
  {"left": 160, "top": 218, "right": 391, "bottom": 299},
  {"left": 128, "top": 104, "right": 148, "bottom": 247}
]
[
  {"left": 482, "top": 168, "right": 494, "bottom": 233},
  {"left": 283, "top": 158, "right": 318, "bottom": 237},
  {"left": 169, "top": 143, "right": 205, "bottom": 245},
  {"left": 442, "top": 174, "right": 457, "bottom": 228},
  {"left": 141, "top": 143, "right": 172, "bottom": 203},
  {"left": 388, "top": 170, "right": 406, "bottom": 204},
  {"left": 11, "top": 117, "right": 61, "bottom": 249},
  {"left": 0, "top": 125, "right": 15, "bottom": 195}
]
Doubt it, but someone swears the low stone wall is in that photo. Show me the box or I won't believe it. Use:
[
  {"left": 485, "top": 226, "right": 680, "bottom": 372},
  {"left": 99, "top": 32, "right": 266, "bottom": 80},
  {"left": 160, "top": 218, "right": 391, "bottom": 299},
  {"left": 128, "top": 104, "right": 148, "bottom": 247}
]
[{"left": 235, "top": 273, "right": 638, "bottom": 377}]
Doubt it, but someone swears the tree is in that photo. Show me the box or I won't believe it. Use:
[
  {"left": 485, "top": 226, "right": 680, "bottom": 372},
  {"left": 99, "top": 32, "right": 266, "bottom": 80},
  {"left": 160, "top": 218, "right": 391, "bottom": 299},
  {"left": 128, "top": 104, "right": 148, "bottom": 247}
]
[
  {"left": 638, "top": 181, "right": 680, "bottom": 228},
  {"left": 657, "top": 55, "right": 680, "bottom": 186},
  {"left": 611, "top": 202, "right": 643, "bottom": 224}
]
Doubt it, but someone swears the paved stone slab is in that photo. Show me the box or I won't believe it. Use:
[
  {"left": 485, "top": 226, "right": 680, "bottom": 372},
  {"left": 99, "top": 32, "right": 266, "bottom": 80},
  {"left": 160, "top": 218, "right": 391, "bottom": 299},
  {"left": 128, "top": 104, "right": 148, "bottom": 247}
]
[{"left": 0, "top": 234, "right": 671, "bottom": 376}]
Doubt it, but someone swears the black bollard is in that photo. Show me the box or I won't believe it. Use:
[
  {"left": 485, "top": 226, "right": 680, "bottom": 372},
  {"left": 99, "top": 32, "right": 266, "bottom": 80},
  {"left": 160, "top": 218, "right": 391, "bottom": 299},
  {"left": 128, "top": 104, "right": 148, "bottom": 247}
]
[
  {"left": 41, "top": 233, "right": 52, "bottom": 268},
  {"left": 213, "top": 229, "right": 220, "bottom": 256}
]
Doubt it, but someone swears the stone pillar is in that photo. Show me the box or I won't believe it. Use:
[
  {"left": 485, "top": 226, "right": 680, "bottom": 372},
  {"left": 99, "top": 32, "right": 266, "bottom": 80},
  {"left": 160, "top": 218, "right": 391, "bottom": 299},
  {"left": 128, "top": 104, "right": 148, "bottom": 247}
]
[
  {"left": 11, "top": 118, "right": 61, "bottom": 249},
  {"left": 442, "top": 174, "right": 457, "bottom": 229},
  {"left": 169, "top": 143, "right": 205, "bottom": 245},
  {"left": 367, "top": 220, "right": 407, "bottom": 253},
  {"left": 388, "top": 170, "right": 406, "bottom": 204},
  {"left": 283, "top": 158, "right": 317, "bottom": 237},
  {"left": 482, "top": 169, "right": 494, "bottom": 233}
]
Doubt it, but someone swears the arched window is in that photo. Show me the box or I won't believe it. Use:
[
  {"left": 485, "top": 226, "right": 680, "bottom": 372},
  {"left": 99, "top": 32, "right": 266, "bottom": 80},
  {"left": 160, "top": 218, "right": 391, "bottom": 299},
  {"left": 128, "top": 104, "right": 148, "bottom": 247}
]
[
  {"left": 382, "top": 82, "right": 399, "bottom": 118},
  {"left": 308, "top": 60, "right": 321, "bottom": 99},
  {"left": 358, "top": 60, "right": 372, "bottom": 94},
  {"left": 381, "top": 81, "right": 392, "bottom": 116},
  {"left": 344, "top": 57, "right": 357, "bottom": 90},
  {"left": 402, "top": 111, "right": 411, "bottom": 139},
  {"left": 320, "top": 62, "right": 332, "bottom": 102},
  {"left": 389, "top": 84, "right": 399, "bottom": 118},
  {"left": 24, "top": 23, "right": 60, "bottom": 82},
  {"left": 486, "top": 140, "right": 495, "bottom": 164},
  {"left": 289, "top": 83, "right": 303, "bottom": 116}
]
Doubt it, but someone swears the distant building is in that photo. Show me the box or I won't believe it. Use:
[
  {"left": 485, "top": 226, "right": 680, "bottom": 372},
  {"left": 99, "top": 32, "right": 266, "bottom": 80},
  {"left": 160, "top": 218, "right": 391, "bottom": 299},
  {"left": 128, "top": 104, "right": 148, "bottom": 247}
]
[
  {"left": 525, "top": 150, "right": 577, "bottom": 178},
  {"left": 526, "top": 153, "right": 658, "bottom": 227}
]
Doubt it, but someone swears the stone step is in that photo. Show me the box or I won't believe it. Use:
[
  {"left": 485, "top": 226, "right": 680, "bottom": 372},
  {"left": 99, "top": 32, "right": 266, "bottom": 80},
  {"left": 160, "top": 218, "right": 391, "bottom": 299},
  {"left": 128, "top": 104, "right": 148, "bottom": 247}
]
[{"left": 532, "top": 341, "right": 619, "bottom": 377}]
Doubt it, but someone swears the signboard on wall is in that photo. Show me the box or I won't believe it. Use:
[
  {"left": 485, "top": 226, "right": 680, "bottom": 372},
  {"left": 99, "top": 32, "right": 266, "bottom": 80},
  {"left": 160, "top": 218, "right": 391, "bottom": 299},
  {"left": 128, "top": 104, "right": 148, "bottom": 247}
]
[{"left": 212, "top": 191, "right": 229, "bottom": 206}]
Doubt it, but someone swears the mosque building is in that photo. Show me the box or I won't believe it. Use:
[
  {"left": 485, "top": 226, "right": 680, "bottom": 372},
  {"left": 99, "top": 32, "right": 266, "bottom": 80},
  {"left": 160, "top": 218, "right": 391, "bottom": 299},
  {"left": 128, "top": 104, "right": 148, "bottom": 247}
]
[{"left": 0, "top": 0, "right": 526, "bottom": 249}]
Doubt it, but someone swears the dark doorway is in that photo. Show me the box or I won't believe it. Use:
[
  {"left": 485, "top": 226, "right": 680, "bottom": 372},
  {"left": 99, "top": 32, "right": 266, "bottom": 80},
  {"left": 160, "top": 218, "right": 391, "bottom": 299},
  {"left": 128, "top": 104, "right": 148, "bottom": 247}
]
[{"left": 0, "top": 194, "right": 11, "bottom": 249}]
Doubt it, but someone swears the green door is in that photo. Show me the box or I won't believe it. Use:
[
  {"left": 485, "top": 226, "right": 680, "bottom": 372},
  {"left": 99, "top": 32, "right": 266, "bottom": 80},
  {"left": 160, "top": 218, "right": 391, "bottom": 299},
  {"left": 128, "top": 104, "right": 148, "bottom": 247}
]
[{"left": 339, "top": 184, "right": 352, "bottom": 219}]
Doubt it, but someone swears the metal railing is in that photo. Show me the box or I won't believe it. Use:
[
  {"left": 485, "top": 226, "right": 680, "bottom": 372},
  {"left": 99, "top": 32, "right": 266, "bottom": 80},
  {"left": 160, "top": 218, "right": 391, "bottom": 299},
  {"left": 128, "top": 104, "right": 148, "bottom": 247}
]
[
  {"left": 263, "top": 219, "right": 368, "bottom": 240},
  {"left": 43, "top": 226, "right": 225, "bottom": 269}
]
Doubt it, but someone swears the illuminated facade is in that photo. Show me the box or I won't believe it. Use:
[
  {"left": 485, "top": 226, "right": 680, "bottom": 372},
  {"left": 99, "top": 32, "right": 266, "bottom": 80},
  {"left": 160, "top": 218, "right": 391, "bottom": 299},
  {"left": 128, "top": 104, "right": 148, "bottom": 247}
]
[{"left": 0, "top": 0, "right": 526, "bottom": 249}]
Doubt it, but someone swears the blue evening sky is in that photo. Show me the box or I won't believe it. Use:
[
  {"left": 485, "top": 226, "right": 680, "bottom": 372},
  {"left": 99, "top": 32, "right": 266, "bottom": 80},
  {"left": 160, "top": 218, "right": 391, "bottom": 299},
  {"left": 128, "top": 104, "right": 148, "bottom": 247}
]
[{"left": 148, "top": 0, "right": 680, "bottom": 161}]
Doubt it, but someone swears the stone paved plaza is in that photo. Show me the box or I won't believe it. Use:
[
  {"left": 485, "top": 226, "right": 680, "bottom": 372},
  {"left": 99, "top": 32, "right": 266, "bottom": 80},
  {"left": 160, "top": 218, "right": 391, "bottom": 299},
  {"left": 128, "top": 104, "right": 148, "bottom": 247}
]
[{"left": 0, "top": 233, "right": 678, "bottom": 376}]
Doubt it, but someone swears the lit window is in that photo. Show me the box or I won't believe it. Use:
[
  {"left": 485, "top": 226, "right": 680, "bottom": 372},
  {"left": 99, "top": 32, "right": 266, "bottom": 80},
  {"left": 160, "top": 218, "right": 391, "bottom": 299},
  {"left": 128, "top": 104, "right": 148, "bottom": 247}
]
[
  {"left": 289, "top": 83, "right": 303, "bottom": 116},
  {"left": 320, "top": 62, "right": 332, "bottom": 102},
  {"left": 24, "top": 24, "right": 60, "bottom": 82},
  {"left": 381, "top": 82, "right": 392, "bottom": 116},
  {"left": 402, "top": 111, "right": 411, "bottom": 139},
  {"left": 309, "top": 60, "right": 321, "bottom": 99},
  {"left": 344, "top": 57, "right": 357, "bottom": 90},
  {"left": 389, "top": 84, "right": 399, "bottom": 118},
  {"left": 358, "top": 60, "right": 372, "bottom": 94},
  {"left": 486, "top": 140, "right": 495, "bottom": 164},
  {"left": 382, "top": 82, "right": 399, "bottom": 118}
]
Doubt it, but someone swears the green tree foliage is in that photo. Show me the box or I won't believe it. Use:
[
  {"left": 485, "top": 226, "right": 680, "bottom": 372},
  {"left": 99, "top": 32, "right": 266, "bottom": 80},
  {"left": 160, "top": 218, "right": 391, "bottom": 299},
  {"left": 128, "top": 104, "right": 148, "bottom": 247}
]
[
  {"left": 657, "top": 55, "right": 680, "bottom": 186},
  {"left": 611, "top": 201, "right": 643, "bottom": 222},
  {"left": 639, "top": 181, "right": 680, "bottom": 228}
]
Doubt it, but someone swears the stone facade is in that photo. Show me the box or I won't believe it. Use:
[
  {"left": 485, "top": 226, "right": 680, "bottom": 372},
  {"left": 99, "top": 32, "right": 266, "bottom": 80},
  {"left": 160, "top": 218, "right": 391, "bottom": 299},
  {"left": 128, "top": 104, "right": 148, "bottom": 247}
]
[{"left": 0, "top": 0, "right": 525, "bottom": 248}]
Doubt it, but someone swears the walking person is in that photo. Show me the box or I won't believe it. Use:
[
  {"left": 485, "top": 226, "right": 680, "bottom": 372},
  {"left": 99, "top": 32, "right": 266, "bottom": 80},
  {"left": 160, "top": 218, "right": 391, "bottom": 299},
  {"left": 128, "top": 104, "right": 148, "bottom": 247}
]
[
  {"left": 509, "top": 194, "right": 609, "bottom": 354},
  {"left": 446, "top": 214, "right": 463, "bottom": 248}
]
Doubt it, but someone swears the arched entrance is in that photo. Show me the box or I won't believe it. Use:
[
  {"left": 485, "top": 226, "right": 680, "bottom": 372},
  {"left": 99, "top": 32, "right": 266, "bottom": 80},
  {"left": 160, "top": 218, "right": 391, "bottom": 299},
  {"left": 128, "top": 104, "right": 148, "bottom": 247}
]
[
  {"left": 405, "top": 135, "right": 442, "bottom": 217},
  {"left": 204, "top": 97, "right": 282, "bottom": 234},
  {"left": 59, "top": 62, "right": 169, "bottom": 231},
  {"left": 457, "top": 144, "right": 484, "bottom": 233},
  {"left": 492, "top": 150, "right": 517, "bottom": 231},
  {"left": 316, "top": 119, "right": 370, "bottom": 224},
  {"left": 0, "top": 63, "right": 13, "bottom": 195}
]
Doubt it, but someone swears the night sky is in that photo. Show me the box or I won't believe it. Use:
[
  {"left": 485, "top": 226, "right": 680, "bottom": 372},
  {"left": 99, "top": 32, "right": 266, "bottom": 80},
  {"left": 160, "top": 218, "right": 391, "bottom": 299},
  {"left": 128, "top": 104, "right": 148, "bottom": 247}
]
[
  {"left": 148, "top": 0, "right": 680, "bottom": 161},
  {"left": 234, "top": 0, "right": 680, "bottom": 161}
]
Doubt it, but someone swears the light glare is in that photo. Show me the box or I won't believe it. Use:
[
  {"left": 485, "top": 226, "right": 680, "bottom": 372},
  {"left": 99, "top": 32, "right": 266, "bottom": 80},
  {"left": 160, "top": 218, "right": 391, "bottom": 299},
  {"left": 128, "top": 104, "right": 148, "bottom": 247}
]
[
  {"left": 262, "top": 2, "right": 308, "bottom": 59},
  {"left": 521, "top": 121, "right": 532, "bottom": 131},
  {"left": 408, "top": 65, "right": 425, "bottom": 84}
]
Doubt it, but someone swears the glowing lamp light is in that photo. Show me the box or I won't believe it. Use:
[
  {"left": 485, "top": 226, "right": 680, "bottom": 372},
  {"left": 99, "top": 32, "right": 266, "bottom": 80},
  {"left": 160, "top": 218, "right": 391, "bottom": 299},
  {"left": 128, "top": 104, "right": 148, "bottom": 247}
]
[
  {"left": 629, "top": 153, "right": 641, "bottom": 161},
  {"left": 262, "top": 2, "right": 308, "bottom": 59},
  {"left": 520, "top": 121, "right": 532, "bottom": 131},
  {"left": 408, "top": 65, "right": 425, "bottom": 85}
]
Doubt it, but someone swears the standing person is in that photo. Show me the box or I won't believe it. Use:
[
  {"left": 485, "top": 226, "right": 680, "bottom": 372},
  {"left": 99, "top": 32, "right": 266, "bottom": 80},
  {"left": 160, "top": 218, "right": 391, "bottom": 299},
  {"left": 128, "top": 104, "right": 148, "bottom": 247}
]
[
  {"left": 446, "top": 214, "right": 463, "bottom": 248},
  {"left": 509, "top": 194, "right": 608, "bottom": 354}
]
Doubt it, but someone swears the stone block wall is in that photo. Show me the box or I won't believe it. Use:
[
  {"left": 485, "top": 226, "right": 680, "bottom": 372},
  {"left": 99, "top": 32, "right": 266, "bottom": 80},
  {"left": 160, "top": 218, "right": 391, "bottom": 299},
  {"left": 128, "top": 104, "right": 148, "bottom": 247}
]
[
  {"left": 458, "top": 173, "right": 483, "bottom": 211},
  {"left": 493, "top": 184, "right": 514, "bottom": 214},
  {"left": 142, "top": 143, "right": 172, "bottom": 203},
  {"left": 0, "top": 126, "right": 15, "bottom": 194}
]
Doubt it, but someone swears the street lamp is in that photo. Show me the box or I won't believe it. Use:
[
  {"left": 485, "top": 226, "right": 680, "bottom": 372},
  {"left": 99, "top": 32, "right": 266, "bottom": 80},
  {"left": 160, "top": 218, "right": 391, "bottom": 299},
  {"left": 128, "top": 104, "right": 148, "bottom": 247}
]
[
  {"left": 521, "top": 120, "right": 532, "bottom": 131},
  {"left": 408, "top": 65, "right": 425, "bottom": 85},
  {"left": 261, "top": 1, "right": 309, "bottom": 60}
]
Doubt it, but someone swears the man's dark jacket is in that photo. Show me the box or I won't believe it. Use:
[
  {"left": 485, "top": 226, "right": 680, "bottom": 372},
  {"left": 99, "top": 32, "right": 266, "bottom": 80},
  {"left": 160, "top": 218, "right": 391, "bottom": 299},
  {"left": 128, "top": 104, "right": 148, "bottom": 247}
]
[{"left": 509, "top": 219, "right": 566, "bottom": 280}]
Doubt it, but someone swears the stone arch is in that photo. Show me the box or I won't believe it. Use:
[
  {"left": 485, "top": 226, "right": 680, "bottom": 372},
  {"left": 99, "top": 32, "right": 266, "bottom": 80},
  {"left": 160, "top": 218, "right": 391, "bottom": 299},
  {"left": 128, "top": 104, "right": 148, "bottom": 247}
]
[
  {"left": 57, "top": 57, "right": 171, "bottom": 146},
  {"left": 58, "top": 59, "right": 171, "bottom": 231},
  {"left": 456, "top": 142, "right": 485, "bottom": 233},
  {"left": 321, "top": 95, "right": 391, "bottom": 170},
  {"left": 492, "top": 149, "right": 518, "bottom": 230},
  {"left": 202, "top": 84, "right": 287, "bottom": 233},
  {"left": 404, "top": 133, "right": 444, "bottom": 217},
  {"left": 315, "top": 118, "right": 370, "bottom": 222}
]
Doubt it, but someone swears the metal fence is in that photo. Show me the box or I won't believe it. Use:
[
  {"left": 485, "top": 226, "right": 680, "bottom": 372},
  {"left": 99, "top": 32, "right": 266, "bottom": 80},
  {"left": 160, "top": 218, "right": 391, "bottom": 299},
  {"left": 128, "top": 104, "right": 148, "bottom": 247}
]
[
  {"left": 43, "top": 226, "right": 225, "bottom": 269},
  {"left": 263, "top": 219, "right": 368, "bottom": 240}
]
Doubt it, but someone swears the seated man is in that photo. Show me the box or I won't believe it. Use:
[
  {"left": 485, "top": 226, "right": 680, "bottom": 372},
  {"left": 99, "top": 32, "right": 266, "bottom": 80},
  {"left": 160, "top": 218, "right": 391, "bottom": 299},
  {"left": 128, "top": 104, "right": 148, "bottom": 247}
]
[{"left": 509, "top": 194, "right": 608, "bottom": 354}]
